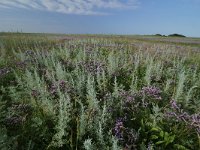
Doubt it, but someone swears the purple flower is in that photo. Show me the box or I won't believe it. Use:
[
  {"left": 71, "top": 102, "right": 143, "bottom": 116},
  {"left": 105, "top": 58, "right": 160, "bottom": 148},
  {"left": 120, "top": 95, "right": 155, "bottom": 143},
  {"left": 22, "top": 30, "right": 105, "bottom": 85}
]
[
  {"left": 15, "top": 61, "right": 27, "bottom": 70},
  {"left": 31, "top": 89, "right": 40, "bottom": 97},
  {"left": 48, "top": 80, "right": 73, "bottom": 96},
  {"left": 147, "top": 141, "right": 153, "bottom": 150},
  {"left": 126, "top": 96, "right": 134, "bottom": 103},
  {"left": 0, "top": 67, "right": 11, "bottom": 77},
  {"left": 119, "top": 91, "right": 136, "bottom": 104},
  {"left": 59, "top": 80, "right": 72, "bottom": 92},
  {"left": 4, "top": 116, "right": 24, "bottom": 128},
  {"left": 165, "top": 101, "right": 200, "bottom": 134},
  {"left": 107, "top": 107, "right": 113, "bottom": 113},
  {"left": 59, "top": 80, "right": 66, "bottom": 89},
  {"left": 191, "top": 114, "right": 200, "bottom": 124},
  {"left": 170, "top": 99, "right": 180, "bottom": 110},
  {"left": 11, "top": 103, "right": 33, "bottom": 114},
  {"left": 49, "top": 84, "right": 57, "bottom": 95},
  {"left": 78, "top": 60, "right": 105, "bottom": 75},
  {"left": 114, "top": 118, "right": 124, "bottom": 140},
  {"left": 141, "top": 86, "right": 162, "bottom": 100},
  {"left": 178, "top": 112, "right": 190, "bottom": 122}
]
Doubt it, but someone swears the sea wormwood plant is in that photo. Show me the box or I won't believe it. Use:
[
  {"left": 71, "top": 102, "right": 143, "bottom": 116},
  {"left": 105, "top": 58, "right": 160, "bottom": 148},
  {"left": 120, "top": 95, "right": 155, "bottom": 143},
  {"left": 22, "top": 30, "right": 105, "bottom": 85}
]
[
  {"left": 144, "top": 57, "right": 153, "bottom": 86},
  {"left": 174, "top": 70, "right": 186, "bottom": 101}
]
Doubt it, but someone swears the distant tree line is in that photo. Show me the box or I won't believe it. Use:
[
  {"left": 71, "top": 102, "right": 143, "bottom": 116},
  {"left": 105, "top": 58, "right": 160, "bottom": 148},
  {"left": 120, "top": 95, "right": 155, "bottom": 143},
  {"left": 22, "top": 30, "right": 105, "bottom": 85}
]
[{"left": 155, "top": 33, "right": 186, "bottom": 37}]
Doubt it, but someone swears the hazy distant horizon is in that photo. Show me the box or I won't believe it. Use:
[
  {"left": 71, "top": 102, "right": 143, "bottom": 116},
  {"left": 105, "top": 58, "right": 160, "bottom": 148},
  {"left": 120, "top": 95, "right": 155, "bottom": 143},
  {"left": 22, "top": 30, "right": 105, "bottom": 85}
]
[
  {"left": 1, "top": 31, "right": 199, "bottom": 38},
  {"left": 0, "top": 0, "right": 200, "bottom": 37}
]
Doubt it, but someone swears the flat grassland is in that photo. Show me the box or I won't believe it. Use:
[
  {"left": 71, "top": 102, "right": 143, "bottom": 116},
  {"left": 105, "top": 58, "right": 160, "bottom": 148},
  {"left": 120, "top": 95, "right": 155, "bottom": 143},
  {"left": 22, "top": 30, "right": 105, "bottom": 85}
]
[{"left": 0, "top": 33, "right": 200, "bottom": 149}]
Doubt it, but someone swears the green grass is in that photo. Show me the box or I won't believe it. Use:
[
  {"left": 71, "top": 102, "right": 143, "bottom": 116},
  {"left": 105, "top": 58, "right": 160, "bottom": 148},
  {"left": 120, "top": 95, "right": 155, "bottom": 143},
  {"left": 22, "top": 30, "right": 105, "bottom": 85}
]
[{"left": 0, "top": 33, "right": 200, "bottom": 149}]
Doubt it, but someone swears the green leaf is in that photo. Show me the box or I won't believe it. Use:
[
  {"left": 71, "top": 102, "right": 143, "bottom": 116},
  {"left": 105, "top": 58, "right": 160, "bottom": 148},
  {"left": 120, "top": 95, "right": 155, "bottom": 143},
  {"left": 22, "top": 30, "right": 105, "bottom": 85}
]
[
  {"left": 156, "top": 141, "right": 165, "bottom": 145},
  {"left": 150, "top": 127, "right": 161, "bottom": 132},
  {"left": 139, "top": 142, "right": 147, "bottom": 150},
  {"left": 169, "top": 135, "right": 175, "bottom": 143},
  {"left": 164, "top": 132, "right": 169, "bottom": 139},
  {"left": 141, "top": 119, "right": 144, "bottom": 127},
  {"left": 151, "top": 135, "right": 159, "bottom": 140},
  {"left": 174, "top": 144, "right": 188, "bottom": 150},
  {"left": 160, "top": 131, "right": 164, "bottom": 137}
]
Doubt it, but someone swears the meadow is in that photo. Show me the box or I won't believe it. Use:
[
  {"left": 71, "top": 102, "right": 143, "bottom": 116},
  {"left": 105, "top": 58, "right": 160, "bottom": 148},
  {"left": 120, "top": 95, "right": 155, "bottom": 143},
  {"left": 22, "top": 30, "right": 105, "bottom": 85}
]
[{"left": 0, "top": 33, "right": 200, "bottom": 150}]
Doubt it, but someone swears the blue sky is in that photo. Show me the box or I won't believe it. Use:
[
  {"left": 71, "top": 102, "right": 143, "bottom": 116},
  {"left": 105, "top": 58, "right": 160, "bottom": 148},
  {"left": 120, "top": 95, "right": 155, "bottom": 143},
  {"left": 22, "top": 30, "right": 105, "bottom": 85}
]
[{"left": 0, "top": 0, "right": 200, "bottom": 37}]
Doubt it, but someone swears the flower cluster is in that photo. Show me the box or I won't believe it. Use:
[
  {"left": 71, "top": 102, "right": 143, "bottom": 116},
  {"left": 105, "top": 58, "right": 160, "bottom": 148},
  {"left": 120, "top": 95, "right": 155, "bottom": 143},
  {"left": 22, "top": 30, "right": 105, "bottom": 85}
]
[
  {"left": 0, "top": 67, "right": 11, "bottom": 77},
  {"left": 141, "top": 86, "right": 162, "bottom": 100},
  {"left": 166, "top": 100, "right": 200, "bottom": 134},
  {"left": 113, "top": 118, "right": 124, "bottom": 140},
  {"left": 113, "top": 117, "right": 139, "bottom": 149},
  {"left": 11, "top": 103, "right": 33, "bottom": 114},
  {"left": 170, "top": 99, "right": 180, "bottom": 110},
  {"left": 49, "top": 84, "right": 57, "bottom": 95},
  {"left": 78, "top": 61, "right": 105, "bottom": 75},
  {"left": 15, "top": 61, "right": 28, "bottom": 70},
  {"left": 119, "top": 90, "right": 135, "bottom": 104},
  {"left": 4, "top": 116, "right": 24, "bottom": 128},
  {"left": 60, "top": 59, "right": 75, "bottom": 71},
  {"left": 48, "top": 80, "right": 74, "bottom": 96},
  {"left": 31, "top": 89, "right": 40, "bottom": 98}
]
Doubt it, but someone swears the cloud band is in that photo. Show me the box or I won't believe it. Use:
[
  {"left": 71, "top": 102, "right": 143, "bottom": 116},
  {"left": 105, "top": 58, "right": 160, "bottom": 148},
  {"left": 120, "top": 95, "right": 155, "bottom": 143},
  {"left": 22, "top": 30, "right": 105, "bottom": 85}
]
[{"left": 0, "top": 0, "right": 138, "bottom": 15}]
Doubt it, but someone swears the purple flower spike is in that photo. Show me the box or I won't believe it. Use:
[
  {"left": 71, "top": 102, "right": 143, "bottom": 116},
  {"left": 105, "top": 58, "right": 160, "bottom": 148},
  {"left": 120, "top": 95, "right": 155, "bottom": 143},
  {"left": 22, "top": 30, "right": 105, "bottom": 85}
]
[
  {"left": 170, "top": 99, "right": 180, "bottom": 110},
  {"left": 114, "top": 118, "right": 124, "bottom": 140}
]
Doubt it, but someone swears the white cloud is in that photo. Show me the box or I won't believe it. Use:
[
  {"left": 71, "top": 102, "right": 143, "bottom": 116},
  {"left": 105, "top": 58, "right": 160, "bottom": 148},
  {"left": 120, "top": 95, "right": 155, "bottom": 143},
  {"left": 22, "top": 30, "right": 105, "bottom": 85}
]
[{"left": 0, "top": 0, "right": 139, "bottom": 15}]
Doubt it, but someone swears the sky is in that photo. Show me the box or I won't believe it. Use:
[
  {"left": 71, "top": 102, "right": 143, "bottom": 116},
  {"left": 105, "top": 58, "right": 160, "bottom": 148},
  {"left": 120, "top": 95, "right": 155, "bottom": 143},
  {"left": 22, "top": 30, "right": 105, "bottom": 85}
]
[{"left": 0, "top": 0, "right": 200, "bottom": 37}]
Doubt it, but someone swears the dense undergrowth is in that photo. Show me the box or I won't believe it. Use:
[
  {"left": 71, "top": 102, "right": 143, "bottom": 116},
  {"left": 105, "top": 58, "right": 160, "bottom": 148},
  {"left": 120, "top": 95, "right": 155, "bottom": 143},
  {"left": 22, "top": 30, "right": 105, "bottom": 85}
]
[{"left": 0, "top": 35, "right": 200, "bottom": 149}]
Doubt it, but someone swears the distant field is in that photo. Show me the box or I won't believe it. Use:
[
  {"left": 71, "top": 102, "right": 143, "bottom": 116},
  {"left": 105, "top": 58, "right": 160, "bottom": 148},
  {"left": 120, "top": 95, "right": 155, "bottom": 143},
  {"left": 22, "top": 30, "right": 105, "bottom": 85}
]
[{"left": 0, "top": 33, "right": 200, "bottom": 149}]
